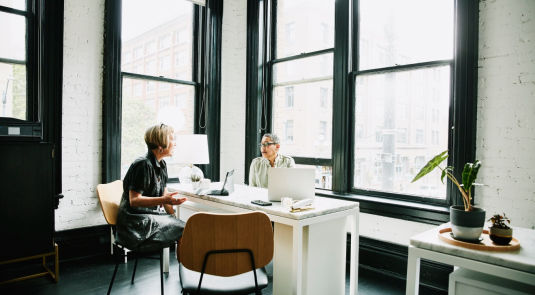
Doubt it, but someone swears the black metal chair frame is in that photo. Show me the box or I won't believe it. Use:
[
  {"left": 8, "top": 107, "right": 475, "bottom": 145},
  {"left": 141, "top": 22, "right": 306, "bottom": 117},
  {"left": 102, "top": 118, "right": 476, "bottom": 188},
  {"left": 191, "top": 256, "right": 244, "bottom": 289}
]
[
  {"left": 181, "top": 248, "right": 261, "bottom": 295},
  {"left": 107, "top": 239, "right": 166, "bottom": 295}
]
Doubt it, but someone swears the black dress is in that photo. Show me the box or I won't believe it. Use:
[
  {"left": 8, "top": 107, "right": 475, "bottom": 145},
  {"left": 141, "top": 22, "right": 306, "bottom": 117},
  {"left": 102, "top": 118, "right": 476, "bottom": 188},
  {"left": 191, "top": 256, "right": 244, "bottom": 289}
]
[{"left": 116, "top": 151, "right": 186, "bottom": 252}]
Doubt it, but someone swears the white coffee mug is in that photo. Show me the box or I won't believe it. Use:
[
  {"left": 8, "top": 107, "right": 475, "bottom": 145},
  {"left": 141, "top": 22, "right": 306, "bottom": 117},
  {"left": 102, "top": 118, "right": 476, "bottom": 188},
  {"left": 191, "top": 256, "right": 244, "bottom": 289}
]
[
  {"left": 281, "top": 197, "right": 293, "bottom": 210},
  {"left": 201, "top": 178, "right": 211, "bottom": 189}
]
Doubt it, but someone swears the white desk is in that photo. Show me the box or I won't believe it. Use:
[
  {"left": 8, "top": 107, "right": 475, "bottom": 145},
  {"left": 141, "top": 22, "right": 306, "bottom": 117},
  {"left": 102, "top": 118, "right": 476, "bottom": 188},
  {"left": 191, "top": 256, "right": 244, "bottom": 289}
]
[
  {"left": 168, "top": 183, "right": 360, "bottom": 295},
  {"left": 406, "top": 223, "right": 535, "bottom": 294}
]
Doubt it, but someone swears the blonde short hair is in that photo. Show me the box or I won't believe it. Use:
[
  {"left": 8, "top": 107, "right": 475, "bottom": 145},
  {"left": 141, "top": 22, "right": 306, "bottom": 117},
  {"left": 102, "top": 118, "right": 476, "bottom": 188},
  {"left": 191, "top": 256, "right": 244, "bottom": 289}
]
[{"left": 145, "top": 124, "right": 175, "bottom": 150}]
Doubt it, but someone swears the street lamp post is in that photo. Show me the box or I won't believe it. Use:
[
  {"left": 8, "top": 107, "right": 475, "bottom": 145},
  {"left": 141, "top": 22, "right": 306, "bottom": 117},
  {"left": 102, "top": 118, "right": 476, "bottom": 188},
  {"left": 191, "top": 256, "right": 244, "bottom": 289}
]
[{"left": 2, "top": 76, "right": 15, "bottom": 117}]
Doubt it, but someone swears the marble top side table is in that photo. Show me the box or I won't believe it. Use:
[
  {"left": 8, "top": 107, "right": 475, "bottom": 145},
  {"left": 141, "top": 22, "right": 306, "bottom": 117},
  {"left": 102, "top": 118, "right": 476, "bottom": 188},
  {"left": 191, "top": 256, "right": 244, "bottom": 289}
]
[{"left": 406, "top": 223, "right": 535, "bottom": 295}]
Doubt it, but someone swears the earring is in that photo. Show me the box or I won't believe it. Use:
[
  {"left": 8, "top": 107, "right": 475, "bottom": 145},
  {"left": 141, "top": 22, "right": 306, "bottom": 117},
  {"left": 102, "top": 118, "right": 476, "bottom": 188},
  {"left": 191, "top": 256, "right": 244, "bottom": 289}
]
[{"left": 159, "top": 148, "right": 163, "bottom": 153}]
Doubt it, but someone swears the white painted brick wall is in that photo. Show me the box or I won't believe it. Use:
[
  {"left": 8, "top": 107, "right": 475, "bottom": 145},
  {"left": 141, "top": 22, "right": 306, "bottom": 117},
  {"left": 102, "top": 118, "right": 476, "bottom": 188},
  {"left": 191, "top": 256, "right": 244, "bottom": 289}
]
[
  {"left": 57, "top": 0, "right": 534, "bottom": 243},
  {"left": 57, "top": 0, "right": 106, "bottom": 230},
  {"left": 477, "top": 0, "right": 535, "bottom": 230},
  {"left": 220, "top": 0, "right": 247, "bottom": 184}
]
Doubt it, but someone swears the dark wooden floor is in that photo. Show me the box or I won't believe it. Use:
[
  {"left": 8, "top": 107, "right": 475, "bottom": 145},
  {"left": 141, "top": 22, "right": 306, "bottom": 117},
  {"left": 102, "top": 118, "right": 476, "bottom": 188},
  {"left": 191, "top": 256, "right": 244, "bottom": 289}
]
[{"left": 0, "top": 253, "right": 446, "bottom": 295}]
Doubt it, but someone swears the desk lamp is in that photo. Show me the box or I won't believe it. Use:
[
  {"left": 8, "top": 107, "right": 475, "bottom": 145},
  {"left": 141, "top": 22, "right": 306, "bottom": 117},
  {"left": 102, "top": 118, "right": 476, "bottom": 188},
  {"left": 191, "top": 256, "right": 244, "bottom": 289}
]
[{"left": 174, "top": 134, "right": 209, "bottom": 184}]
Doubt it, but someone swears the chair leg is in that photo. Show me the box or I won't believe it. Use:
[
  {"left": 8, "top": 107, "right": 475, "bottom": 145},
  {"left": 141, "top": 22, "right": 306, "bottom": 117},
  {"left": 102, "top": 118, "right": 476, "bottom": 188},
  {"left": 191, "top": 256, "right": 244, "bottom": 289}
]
[
  {"left": 160, "top": 249, "right": 165, "bottom": 295},
  {"left": 131, "top": 257, "right": 139, "bottom": 284},
  {"left": 108, "top": 260, "right": 120, "bottom": 295}
]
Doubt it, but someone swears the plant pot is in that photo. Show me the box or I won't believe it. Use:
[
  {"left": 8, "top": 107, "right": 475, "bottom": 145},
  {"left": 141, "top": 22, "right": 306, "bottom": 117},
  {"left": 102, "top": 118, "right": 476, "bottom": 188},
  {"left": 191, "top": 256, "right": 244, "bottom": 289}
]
[
  {"left": 450, "top": 205, "right": 486, "bottom": 241},
  {"left": 489, "top": 227, "right": 513, "bottom": 245},
  {"left": 192, "top": 181, "right": 200, "bottom": 189}
]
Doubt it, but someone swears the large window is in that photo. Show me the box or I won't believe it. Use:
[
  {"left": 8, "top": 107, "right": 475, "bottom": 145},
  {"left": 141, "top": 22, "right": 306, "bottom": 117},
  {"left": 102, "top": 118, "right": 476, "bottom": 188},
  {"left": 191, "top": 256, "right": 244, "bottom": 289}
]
[
  {"left": 271, "top": 0, "right": 335, "bottom": 189},
  {"left": 352, "top": 0, "right": 453, "bottom": 202},
  {"left": 0, "top": 1, "right": 29, "bottom": 120},
  {"left": 249, "top": 0, "right": 478, "bottom": 219},
  {"left": 120, "top": 0, "right": 198, "bottom": 180}
]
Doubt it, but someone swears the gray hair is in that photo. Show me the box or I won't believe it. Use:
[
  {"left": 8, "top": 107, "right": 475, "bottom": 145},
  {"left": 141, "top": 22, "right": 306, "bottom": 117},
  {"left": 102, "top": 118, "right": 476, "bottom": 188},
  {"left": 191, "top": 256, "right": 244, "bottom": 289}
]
[{"left": 262, "top": 133, "right": 280, "bottom": 144}]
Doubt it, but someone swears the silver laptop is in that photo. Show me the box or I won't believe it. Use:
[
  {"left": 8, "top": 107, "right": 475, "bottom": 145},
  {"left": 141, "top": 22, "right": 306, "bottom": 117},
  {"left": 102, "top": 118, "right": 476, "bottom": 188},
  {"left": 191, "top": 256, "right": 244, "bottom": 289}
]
[{"left": 268, "top": 168, "right": 315, "bottom": 202}]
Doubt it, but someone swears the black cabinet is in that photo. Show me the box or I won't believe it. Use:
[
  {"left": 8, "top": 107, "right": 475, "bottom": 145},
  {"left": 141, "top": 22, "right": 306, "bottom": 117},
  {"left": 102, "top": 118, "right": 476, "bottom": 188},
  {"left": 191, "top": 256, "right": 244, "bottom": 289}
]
[{"left": 0, "top": 142, "right": 55, "bottom": 261}]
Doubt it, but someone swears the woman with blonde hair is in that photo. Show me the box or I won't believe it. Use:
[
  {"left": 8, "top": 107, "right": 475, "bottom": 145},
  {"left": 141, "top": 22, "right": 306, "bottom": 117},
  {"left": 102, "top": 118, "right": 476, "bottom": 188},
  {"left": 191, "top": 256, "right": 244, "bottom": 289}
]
[{"left": 116, "top": 124, "right": 188, "bottom": 253}]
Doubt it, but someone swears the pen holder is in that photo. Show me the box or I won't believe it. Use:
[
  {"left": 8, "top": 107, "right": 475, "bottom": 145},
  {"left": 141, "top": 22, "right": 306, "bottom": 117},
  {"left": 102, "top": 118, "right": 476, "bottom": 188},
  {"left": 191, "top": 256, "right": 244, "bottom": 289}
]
[{"left": 201, "top": 179, "right": 211, "bottom": 189}]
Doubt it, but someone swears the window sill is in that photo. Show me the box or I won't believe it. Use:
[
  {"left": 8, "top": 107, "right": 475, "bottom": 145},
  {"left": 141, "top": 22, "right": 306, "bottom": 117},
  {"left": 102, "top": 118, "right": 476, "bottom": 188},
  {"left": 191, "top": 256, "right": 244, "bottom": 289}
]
[{"left": 315, "top": 189, "right": 450, "bottom": 225}]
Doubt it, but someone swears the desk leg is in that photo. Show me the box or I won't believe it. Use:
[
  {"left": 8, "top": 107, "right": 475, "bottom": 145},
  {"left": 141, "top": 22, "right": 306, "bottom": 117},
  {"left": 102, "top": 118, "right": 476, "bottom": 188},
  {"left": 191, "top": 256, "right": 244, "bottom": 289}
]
[
  {"left": 406, "top": 245, "right": 421, "bottom": 295},
  {"left": 163, "top": 247, "right": 169, "bottom": 273},
  {"left": 292, "top": 224, "right": 304, "bottom": 295},
  {"left": 273, "top": 223, "right": 294, "bottom": 295},
  {"left": 349, "top": 213, "right": 359, "bottom": 295}
]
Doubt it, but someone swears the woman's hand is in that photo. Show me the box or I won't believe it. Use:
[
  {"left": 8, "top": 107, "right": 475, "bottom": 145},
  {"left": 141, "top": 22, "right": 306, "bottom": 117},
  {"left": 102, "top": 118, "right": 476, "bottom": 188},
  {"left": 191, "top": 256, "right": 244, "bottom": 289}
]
[
  {"left": 162, "top": 191, "right": 188, "bottom": 205},
  {"left": 129, "top": 190, "right": 187, "bottom": 208}
]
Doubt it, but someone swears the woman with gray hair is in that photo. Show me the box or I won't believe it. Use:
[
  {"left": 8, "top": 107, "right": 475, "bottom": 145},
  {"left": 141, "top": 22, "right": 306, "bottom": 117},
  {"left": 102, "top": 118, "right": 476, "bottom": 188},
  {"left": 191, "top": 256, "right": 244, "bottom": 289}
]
[{"left": 249, "top": 133, "right": 296, "bottom": 188}]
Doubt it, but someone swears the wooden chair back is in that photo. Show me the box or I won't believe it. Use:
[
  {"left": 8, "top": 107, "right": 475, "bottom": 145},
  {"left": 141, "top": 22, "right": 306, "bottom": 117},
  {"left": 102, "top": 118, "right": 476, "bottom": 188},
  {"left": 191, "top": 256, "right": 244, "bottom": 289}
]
[
  {"left": 96, "top": 180, "right": 124, "bottom": 225},
  {"left": 180, "top": 211, "right": 274, "bottom": 277}
]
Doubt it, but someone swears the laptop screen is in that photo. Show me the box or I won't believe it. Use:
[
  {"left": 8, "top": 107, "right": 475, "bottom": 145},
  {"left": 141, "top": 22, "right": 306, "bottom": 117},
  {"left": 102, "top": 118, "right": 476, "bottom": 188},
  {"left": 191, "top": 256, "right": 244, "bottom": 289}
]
[
  {"left": 222, "top": 169, "right": 235, "bottom": 194},
  {"left": 267, "top": 168, "right": 315, "bottom": 201}
]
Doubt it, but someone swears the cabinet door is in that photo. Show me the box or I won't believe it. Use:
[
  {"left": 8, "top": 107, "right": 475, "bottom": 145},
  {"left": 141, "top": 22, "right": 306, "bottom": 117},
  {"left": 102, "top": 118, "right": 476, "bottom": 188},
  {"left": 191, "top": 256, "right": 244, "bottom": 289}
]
[{"left": 0, "top": 143, "right": 55, "bottom": 261}]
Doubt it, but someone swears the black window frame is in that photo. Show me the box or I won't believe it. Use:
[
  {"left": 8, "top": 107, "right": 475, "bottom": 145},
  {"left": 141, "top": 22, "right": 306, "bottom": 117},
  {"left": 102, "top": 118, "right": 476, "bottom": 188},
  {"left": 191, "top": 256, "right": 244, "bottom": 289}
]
[
  {"left": 103, "top": 0, "right": 223, "bottom": 184},
  {"left": 0, "top": 0, "right": 64, "bottom": 204},
  {"left": 246, "top": 0, "right": 478, "bottom": 224},
  {"left": 246, "top": 0, "right": 336, "bottom": 171}
]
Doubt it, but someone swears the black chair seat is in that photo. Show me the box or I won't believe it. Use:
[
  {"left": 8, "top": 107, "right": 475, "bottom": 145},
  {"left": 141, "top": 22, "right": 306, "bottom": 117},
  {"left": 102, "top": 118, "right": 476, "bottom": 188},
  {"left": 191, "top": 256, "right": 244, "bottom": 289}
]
[{"left": 179, "top": 263, "right": 268, "bottom": 295}]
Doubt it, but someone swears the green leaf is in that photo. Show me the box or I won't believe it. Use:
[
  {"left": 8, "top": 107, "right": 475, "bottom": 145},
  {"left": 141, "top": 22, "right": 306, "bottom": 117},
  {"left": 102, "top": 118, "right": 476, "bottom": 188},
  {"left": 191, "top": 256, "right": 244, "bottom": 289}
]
[
  {"left": 462, "top": 160, "right": 481, "bottom": 192},
  {"left": 411, "top": 150, "right": 449, "bottom": 183},
  {"left": 441, "top": 166, "right": 454, "bottom": 184}
]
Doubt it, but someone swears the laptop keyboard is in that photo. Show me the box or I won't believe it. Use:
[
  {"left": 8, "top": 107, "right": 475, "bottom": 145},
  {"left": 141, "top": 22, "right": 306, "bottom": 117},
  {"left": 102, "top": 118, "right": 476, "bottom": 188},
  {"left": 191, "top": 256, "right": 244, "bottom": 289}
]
[{"left": 194, "top": 188, "right": 228, "bottom": 196}]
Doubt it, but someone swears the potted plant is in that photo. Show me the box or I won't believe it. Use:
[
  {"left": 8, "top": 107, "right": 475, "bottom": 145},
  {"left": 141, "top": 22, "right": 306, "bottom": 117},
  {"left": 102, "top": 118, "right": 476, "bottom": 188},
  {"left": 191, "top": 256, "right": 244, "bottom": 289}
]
[
  {"left": 412, "top": 150, "right": 486, "bottom": 241},
  {"left": 190, "top": 173, "right": 202, "bottom": 189},
  {"left": 488, "top": 213, "right": 513, "bottom": 245}
]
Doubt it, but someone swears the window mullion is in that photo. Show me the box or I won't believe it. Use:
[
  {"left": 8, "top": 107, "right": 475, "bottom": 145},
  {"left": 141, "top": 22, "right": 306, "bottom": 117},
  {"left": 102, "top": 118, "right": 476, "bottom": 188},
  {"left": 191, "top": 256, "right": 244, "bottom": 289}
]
[{"left": 331, "top": 0, "right": 352, "bottom": 193}]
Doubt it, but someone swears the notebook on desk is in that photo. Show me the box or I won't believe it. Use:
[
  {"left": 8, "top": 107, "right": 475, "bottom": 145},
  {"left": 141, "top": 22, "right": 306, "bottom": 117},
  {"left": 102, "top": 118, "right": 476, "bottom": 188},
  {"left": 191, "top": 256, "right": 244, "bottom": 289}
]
[
  {"left": 194, "top": 169, "right": 235, "bottom": 196},
  {"left": 268, "top": 168, "right": 315, "bottom": 202}
]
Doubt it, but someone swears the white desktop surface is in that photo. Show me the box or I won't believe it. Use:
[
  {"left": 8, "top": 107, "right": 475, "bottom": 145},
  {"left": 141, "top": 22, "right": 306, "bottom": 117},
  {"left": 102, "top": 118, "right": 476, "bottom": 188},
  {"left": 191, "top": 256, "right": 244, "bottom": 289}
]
[
  {"left": 168, "top": 182, "right": 359, "bottom": 220},
  {"left": 168, "top": 182, "right": 360, "bottom": 295},
  {"left": 406, "top": 222, "right": 535, "bottom": 295}
]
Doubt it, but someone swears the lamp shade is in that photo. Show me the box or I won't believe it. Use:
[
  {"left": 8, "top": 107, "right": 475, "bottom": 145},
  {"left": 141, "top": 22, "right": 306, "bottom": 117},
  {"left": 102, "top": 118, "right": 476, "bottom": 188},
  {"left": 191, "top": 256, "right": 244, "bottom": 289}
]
[{"left": 174, "top": 134, "right": 210, "bottom": 164}]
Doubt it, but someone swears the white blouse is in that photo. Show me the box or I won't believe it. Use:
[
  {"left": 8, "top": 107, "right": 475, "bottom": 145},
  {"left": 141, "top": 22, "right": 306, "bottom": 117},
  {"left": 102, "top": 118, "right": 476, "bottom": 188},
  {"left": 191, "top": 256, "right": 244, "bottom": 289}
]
[{"left": 248, "top": 154, "right": 296, "bottom": 188}]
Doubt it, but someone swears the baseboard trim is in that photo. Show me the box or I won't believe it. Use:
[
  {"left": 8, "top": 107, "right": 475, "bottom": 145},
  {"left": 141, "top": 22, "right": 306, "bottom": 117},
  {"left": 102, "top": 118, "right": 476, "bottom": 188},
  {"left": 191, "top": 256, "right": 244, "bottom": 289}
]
[
  {"left": 354, "top": 235, "right": 452, "bottom": 293},
  {"left": 54, "top": 225, "right": 111, "bottom": 262}
]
